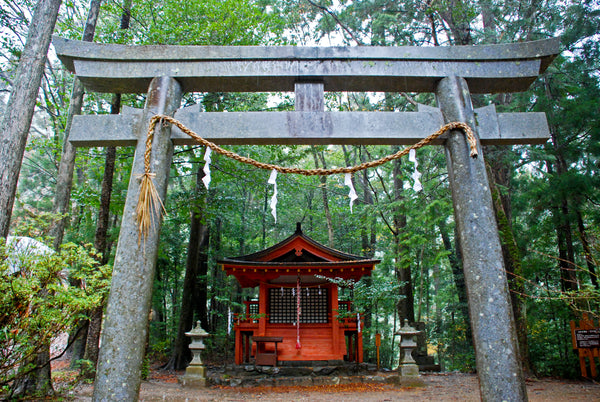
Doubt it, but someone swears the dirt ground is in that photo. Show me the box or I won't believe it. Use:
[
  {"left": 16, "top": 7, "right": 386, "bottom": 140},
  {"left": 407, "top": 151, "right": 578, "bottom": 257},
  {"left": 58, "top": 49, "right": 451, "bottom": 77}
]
[{"left": 64, "top": 371, "right": 600, "bottom": 401}]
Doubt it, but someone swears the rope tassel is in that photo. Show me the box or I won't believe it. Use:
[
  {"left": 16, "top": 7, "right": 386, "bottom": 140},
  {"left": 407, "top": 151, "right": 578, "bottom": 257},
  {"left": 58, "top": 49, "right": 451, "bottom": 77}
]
[
  {"left": 136, "top": 172, "right": 165, "bottom": 243},
  {"left": 136, "top": 117, "right": 168, "bottom": 242}
]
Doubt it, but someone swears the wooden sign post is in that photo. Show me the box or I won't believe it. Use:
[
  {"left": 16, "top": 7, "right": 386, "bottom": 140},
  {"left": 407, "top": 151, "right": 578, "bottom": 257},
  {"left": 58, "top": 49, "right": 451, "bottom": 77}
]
[
  {"left": 570, "top": 313, "right": 600, "bottom": 378},
  {"left": 376, "top": 333, "right": 382, "bottom": 371}
]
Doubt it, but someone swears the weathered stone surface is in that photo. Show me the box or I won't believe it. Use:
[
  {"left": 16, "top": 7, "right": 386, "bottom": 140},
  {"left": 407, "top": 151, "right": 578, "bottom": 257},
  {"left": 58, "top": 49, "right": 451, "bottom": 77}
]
[
  {"left": 436, "top": 76, "right": 527, "bottom": 402},
  {"left": 313, "top": 366, "right": 336, "bottom": 376},
  {"left": 178, "top": 376, "right": 206, "bottom": 388},
  {"left": 256, "top": 366, "right": 280, "bottom": 375},
  {"left": 91, "top": 77, "right": 182, "bottom": 402},
  {"left": 53, "top": 36, "right": 559, "bottom": 94},
  {"left": 229, "top": 378, "right": 243, "bottom": 387},
  {"left": 68, "top": 108, "right": 549, "bottom": 147}
]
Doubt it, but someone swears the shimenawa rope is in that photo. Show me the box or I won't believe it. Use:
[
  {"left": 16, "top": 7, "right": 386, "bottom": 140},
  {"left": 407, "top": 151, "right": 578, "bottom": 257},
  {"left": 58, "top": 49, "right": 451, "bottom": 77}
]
[{"left": 137, "top": 114, "right": 478, "bottom": 240}]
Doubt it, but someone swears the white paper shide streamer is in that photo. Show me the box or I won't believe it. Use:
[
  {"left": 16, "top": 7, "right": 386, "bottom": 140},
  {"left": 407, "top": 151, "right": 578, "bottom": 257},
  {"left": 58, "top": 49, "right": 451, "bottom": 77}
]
[
  {"left": 202, "top": 147, "right": 212, "bottom": 189},
  {"left": 268, "top": 169, "right": 278, "bottom": 222},
  {"left": 227, "top": 307, "right": 232, "bottom": 335},
  {"left": 408, "top": 149, "right": 423, "bottom": 192},
  {"left": 344, "top": 173, "right": 358, "bottom": 213}
]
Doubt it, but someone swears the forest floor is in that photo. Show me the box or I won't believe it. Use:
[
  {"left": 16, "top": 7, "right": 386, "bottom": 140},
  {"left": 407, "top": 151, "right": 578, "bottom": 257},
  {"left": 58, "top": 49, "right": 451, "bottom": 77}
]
[{"left": 53, "top": 361, "right": 600, "bottom": 401}]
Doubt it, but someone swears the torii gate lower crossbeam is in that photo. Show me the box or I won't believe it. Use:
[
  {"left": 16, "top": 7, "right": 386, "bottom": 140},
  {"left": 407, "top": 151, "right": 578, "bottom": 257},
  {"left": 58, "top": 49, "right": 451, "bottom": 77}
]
[{"left": 54, "top": 37, "right": 560, "bottom": 402}]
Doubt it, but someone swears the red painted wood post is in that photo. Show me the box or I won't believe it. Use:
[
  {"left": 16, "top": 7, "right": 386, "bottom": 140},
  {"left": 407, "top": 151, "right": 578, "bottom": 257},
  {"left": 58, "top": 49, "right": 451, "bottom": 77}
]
[
  {"left": 331, "top": 285, "right": 340, "bottom": 355},
  {"left": 258, "top": 284, "right": 268, "bottom": 336},
  {"left": 235, "top": 328, "right": 242, "bottom": 365},
  {"left": 357, "top": 320, "right": 364, "bottom": 363}
]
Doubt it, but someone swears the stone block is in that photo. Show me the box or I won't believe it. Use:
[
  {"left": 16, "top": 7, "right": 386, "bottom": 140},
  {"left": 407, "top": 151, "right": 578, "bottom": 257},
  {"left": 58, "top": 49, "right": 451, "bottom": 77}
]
[
  {"left": 179, "top": 375, "right": 207, "bottom": 388},
  {"left": 400, "top": 364, "right": 419, "bottom": 377},
  {"left": 185, "top": 366, "right": 206, "bottom": 377}
]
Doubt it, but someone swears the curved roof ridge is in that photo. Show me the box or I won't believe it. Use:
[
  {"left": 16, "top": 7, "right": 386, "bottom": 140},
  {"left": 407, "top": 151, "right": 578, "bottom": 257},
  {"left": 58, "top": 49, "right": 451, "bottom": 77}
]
[{"left": 220, "top": 223, "right": 374, "bottom": 263}]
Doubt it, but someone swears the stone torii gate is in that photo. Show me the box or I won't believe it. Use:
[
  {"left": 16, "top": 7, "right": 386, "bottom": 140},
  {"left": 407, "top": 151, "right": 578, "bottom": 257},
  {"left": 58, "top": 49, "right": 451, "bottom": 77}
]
[{"left": 53, "top": 37, "right": 559, "bottom": 401}]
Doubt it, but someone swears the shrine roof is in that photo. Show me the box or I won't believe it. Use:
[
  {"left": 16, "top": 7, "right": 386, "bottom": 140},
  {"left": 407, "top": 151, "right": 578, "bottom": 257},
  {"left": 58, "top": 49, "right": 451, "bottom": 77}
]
[
  {"left": 220, "top": 223, "right": 379, "bottom": 287},
  {"left": 220, "top": 223, "right": 379, "bottom": 264}
]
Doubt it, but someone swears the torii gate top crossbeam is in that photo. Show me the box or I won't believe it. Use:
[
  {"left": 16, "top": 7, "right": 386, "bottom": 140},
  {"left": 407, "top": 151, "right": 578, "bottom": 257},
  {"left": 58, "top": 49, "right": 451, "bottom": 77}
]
[{"left": 53, "top": 37, "right": 559, "bottom": 94}]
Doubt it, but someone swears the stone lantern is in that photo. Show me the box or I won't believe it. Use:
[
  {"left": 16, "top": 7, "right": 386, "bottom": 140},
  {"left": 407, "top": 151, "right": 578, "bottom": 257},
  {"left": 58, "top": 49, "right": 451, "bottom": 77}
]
[
  {"left": 180, "top": 321, "right": 210, "bottom": 387},
  {"left": 395, "top": 319, "right": 423, "bottom": 386}
]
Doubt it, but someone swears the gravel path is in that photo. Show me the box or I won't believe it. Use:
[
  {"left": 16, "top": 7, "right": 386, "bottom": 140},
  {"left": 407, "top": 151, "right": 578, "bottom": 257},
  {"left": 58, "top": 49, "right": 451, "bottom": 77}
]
[{"left": 67, "top": 372, "right": 600, "bottom": 401}]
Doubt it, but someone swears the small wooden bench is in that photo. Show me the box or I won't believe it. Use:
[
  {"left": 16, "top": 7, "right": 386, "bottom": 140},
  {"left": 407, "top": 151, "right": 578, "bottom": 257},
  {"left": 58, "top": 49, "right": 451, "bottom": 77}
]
[{"left": 253, "top": 336, "right": 283, "bottom": 367}]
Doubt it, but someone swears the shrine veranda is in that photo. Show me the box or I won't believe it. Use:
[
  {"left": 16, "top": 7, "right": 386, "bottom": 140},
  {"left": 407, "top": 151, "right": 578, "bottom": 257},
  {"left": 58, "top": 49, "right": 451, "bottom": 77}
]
[{"left": 53, "top": 37, "right": 560, "bottom": 402}]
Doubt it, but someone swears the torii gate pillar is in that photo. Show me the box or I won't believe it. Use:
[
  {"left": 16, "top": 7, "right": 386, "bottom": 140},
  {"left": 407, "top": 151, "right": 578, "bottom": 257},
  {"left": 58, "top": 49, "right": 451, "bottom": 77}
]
[
  {"left": 92, "top": 77, "right": 182, "bottom": 402},
  {"left": 437, "top": 76, "right": 527, "bottom": 401}
]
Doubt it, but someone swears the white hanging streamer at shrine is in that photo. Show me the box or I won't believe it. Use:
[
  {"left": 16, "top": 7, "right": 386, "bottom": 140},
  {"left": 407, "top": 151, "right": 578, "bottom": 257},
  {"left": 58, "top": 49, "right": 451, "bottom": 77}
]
[
  {"left": 227, "top": 306, "right": 231, "bottom": 335},
  {"left": 268, "top": 169, "right": 278, "bottom": 222},
  {"left": 202, "top": 147, "right": 212, "bottom": 189},
  {"left": 408, "top": 149, "right": 423, "bottom": 192},
  {"left": 344, "top": 173, "right": 358, "bottom": 213}
]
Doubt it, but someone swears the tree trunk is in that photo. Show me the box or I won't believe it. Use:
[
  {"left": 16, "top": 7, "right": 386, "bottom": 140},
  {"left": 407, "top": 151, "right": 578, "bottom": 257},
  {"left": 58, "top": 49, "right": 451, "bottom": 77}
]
[
  {"left": 49, "top": 0, "right": 102, "bottom": 248},
  {"left": 68, "top": 321, "right": 89, "bottom": 368},
  {"left": 194, "top": 224, "right": 210, "bottom": 331},
  {"left": 312, "top": 147, "right": 334, "bottom": 247},
  {"left": 437, "top": 219, "right": 471, "bottom": 333},
  {"left": 10, "top": 344, "right": 54, "bottom": 398},
  {"left": 93, "top": 145, "right": 117, "bottom": 264},
  {"left": 392, "top": 155, "right": 414, "bottom": 324},
  {"left": 0, "top": 0, "right": 63, "bottom": 238},
  {"left": 80, "top": 95, "right": 119, "bottom": 378},
  {"left": 543, "top": 76, "right": 579, "bottom": 292},
  {"left": 357, "top": 147, "right": 376, "bottom": 258},
  {"left": 210, "top": 216, "right": 228, "bottom": 332},
  {"left": 164, "top": 162, "right": 209, "bottom": 370},
  {"left": 575, "top": 208, "right": 599, "bottom": 289},
  {"left": 83, "top": 306, "right": 103, "bottom": 366},
  {"left": 545, "top": 157, "right": 579, "bottom": 292},
  {"left": 437, "top": 0, "right": 473, "bottom": 45}
]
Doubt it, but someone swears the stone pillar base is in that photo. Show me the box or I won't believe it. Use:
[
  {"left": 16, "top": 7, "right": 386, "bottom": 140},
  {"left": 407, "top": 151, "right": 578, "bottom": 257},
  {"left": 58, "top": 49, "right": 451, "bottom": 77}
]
[
  {"left": 396, "top": 376, "right": 425, "bottom": 387},
  {"left": 400, "top": 364, "right": 419, "bottom": 377},
  {"left": 393, "top": 364, "right": 424, "bottom": 387},
  {"left": 180, "top": 366, "right": 207, "bottom": 387},
  {"left": 179, "top": 375, "right": 207, "bottom": 388}
]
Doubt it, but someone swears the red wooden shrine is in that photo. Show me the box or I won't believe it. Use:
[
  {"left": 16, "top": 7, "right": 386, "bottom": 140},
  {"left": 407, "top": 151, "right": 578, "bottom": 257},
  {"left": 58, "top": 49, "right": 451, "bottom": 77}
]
[{"left": 221, "top": 223, "right": 379, "bottom": 365}]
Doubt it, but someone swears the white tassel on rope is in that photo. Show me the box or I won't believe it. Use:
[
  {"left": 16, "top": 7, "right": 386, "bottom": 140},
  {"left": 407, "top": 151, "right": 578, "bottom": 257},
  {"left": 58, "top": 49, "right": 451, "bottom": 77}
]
[
  {"left": 357, "top": 312, "right": 361, "bottom": 333},
  {"left": 202, "top": 147, "right": 212, "bottom": 189},
  {"left": 408, "top": 149, "right": 423, "bottom": 192},
  {"left": 344, "top": 173, "right": 358, "bottom": 213},
  {"left": 268, "top": 169, "right": 278, "bottom": 222}
]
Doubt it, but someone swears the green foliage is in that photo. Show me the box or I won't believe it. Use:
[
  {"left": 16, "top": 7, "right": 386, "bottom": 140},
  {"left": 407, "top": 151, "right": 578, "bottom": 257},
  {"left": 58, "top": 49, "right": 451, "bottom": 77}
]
[
  {"left": 95, "top": 0, "right": 286, "bottom": 46},
  {"left": 0, "top": 237, "right": 111, "bottom": 388}
]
